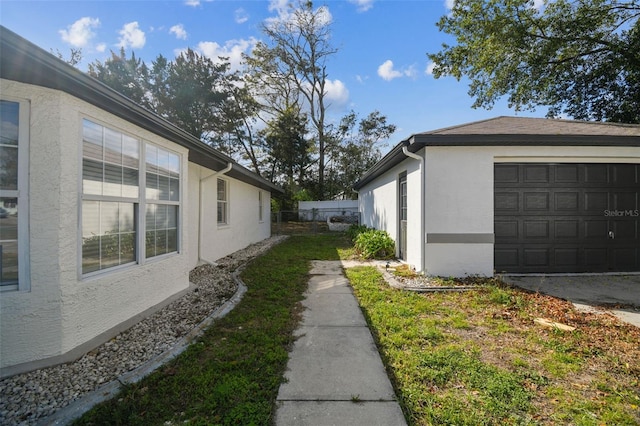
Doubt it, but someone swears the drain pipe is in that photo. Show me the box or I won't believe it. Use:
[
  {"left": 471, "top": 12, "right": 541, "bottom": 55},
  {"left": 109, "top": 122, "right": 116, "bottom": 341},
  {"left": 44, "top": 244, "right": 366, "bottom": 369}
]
[
  {"left": 402, "top": 146, "right": 426, "bottom": 275},
  {"left": 198, "top": 163, "right": 232, "bottom": 265}
]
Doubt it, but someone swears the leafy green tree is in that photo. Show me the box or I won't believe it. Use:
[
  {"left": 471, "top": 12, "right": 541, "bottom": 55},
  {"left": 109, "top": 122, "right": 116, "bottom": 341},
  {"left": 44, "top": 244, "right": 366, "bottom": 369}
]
[
  {"left": 88, "top": 48, "right": 149, "bottom": 107},
  {"left": 264, "top": 107, "right": 311, "bottom": 209},
  {"left": 163, "top": 48, "right": 229, "bottom": 140},
  {"left": 429, "top": 0, "right": 640, "bottom": 123},
  {"left": 326, "top": 110, "right": 396, "bottom": 199}
]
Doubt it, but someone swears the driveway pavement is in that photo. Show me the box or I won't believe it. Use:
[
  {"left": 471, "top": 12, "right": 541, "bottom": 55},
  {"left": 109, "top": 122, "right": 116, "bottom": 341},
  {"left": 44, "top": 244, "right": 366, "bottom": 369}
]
[{"left": 501, "top": 274, "right": 640, "bottom": 327}]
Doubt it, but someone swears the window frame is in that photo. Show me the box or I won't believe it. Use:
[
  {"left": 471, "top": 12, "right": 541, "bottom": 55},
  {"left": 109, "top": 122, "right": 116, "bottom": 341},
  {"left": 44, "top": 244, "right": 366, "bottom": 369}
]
[
  {"left": 79, "top": 117, "right": 182, "bottom": 279},
  {"left": 258, "top": 190, "right": 264, "bottom": 223},
  {"left": 217, "top": 178, "right": 228, "bottom": 226},
  {"left": 0, "top": 96, "right": 30, "bottom": 292}
]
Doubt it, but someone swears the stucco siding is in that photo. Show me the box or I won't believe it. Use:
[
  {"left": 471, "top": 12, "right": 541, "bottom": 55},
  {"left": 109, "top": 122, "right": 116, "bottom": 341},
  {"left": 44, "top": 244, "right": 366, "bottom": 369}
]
[
  {"left": 188, "top": 163, "right": 271, "bottom": 268},
  {"left": 423, "top": 145, "right": 640, "bottom": 277},
  {"left": 357, "top": 155, "right": 421, "bottom": 265},
  {"left": 1, "top": 81, "right": 192, "bottom": 371}
]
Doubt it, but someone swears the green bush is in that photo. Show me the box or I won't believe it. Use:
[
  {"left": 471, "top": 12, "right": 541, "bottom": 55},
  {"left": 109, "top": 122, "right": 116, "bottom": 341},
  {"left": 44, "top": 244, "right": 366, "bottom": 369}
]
[
  {"left": 346, "top": 224, "right": 369, "bottom": 242},
  {"left": 354, "top": 229, "right": 395, "bottom": 259}
]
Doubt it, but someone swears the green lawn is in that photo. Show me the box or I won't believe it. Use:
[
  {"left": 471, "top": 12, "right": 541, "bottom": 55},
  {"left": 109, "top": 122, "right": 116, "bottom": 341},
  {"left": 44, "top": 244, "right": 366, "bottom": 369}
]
[
  {"left": 73, "top": 235, "right": 640, "bottom": 425},
  {"left": 346, "top": 266, "right": 640, "bottom": 426},
  {"left": 75, "top": 234, "right": 351, "bottom": 425}
]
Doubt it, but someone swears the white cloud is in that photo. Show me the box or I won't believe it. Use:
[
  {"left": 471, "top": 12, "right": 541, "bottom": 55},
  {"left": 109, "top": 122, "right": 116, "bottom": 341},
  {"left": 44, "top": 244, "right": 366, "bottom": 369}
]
[
  {"left": 235, "top": 8, "right": 249, "bottom": 24},
  {"left": 266, "top": 0, "right": 332, "bottom": 27},
  {"left": 185, "top": 0, "right": 200, "bottom": 6},
  {"left": 355, "top": 74, "right": 368, "bottom": 84},
  {"left": 59, "top": 17, "right": 100, "bottom": 48},
  {"left": 96, "top": 43, "right": 107, "bottom": 53},
  {"left": 377, "top": 60, "right": 416, "bottom": 81},
  {"left": 197, "top": 37, "right": 258, "bottom": 72},
  {"left": 445, "top": 0, "right": 455, "bottom": 10},
  {"left": 118, "top": 22, "right": 146, "bottom": 49},
  {"left": 323, "top": 79, "right": 349, "bottom": 106},
  {"left": 349, "top": 0, "right": 374, "bottom": 12},
  {"left": 425, "top": 62, "right": 436, "bottom": 75},
  {"left": 170, "top": 24, "right": 188, "bottom": 40}
]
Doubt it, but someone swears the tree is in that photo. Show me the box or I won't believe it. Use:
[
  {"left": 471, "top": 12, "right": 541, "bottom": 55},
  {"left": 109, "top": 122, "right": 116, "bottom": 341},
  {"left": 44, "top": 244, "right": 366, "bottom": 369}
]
[
  {"left": 162, "top": 49, "right": 229, "bottom": 140},
  {"left": 259, "top": 0, "right": 338, "bottom": 198},
  {"left": 428, "top": 0, "right": 640, "bottom": 123},
  {"left": 88, "top": 48, "right": 149, "bottom": 107},
  {"left": 264, "top": 106, "right": 311, "bottom": 209},
  {"left": 326, "top": 110, "right": 396, "bottom": 199}
]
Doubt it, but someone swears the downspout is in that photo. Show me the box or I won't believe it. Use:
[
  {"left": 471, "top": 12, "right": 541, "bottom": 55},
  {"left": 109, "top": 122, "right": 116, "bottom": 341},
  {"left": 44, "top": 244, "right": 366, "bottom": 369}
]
[
  {"left": 198, "top": 163, "right": 232, "bottom": 265},
  {"left": 402, "top": 146, "right": 426, "bottom": 275}
]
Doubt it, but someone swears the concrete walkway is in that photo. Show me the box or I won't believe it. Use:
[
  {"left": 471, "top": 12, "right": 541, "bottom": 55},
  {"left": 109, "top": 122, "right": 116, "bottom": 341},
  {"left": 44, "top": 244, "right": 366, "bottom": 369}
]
[{"left": 275, "top": 261, "right": 406, "bottom": 426}]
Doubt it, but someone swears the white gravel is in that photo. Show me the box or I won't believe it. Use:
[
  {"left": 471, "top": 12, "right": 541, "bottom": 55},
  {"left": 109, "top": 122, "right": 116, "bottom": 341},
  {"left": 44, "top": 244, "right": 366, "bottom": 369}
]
[{"left": 0, "top": 236, "right": 286, "bottom": 426}]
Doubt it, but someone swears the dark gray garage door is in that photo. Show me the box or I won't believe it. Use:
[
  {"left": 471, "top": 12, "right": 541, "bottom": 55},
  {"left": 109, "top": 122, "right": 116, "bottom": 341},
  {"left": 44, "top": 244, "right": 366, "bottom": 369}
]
[{"left": 495, "top": 163, "right": 640, "bottom": 273}]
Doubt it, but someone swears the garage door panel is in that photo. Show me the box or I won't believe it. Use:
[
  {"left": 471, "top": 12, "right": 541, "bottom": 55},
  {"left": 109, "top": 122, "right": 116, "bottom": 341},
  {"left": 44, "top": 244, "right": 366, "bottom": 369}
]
[
  {"left": 611, "top": 248, "right": 638, "bottom": 270},
  {"left": 554, "top": 248, "right": 579, "bottom": 266},
  {"left": 524, "top": 165, "right": 550, "bottom": 183},
  {"left": 555, "top": 192, "right": 579, "bottom": 210},
  {"left": 495, "top": 163, "right": 640, "bottom": 273},
  {"left": 555, "top": 220, "right": 579, "bottom": 238},
  {"left": 555, "top": 165, "right": 579, "bottom": 183},
  {"left": 524, "top": 192, "right": 549, "bottom": 210},
  {"left": 584, "top": 220, "right": 608, "bottom": 239},
  {"left": 495, "top": 220, "right": 518, "bottom": 239},
  {"left": 495, "top": 192, "right": 519, "bottom": 210},
  {"left": 524, "top": 221, "right": 549, "bottom": 239},
  {"left": 584, "top": 192, "right": 608, "bottom": 212},
  {"left": 524, "top": 249, "right": 548, "bottom": 266},
  {"left": 612, "top": 164, "right": 638, "bottom": 184},
  {"left": 584, "top": 164, "right": 608, "bottom": 183},
  {"left": 495, "top": 165, "right": 519, "bottom": 183}
]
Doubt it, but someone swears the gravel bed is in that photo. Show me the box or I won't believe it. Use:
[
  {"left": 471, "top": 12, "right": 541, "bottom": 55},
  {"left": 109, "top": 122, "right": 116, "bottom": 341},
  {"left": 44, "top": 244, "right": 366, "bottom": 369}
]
[{"left": 0, "top": 236, "right": 286, "bottom": 426}]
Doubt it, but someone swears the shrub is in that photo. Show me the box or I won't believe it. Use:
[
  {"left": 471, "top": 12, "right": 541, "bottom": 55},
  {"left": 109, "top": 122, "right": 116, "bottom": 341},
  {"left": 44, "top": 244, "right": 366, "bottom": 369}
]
[
  {"left": 346, "top": 224, "right": 369, "bottom": 242},
  {"left": 354, "top": 229, "right": 395, "bottom": 259}
]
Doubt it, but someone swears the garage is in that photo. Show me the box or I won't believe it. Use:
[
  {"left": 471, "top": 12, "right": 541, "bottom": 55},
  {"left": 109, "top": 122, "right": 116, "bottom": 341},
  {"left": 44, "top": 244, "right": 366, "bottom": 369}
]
[{"left": 495, "top": 163, "right": 640, "bottom": 273}]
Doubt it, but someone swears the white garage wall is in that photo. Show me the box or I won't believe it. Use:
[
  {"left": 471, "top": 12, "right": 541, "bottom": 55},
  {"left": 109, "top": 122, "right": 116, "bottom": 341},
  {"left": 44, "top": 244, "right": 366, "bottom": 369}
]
[
  {"left": 423, "top": 145, "right": 640, "bottom": 277},
  {"left": 357, "top": 154, "right": 422, "bottom": 267}
]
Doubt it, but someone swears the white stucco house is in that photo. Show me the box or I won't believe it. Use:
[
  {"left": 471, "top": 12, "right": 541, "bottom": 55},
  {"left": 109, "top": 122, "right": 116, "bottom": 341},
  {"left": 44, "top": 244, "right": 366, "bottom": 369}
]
[
  {"left": 0, "top": 27, "right": 282, "bottom": 377},
  {"left": 354, "top": 116, "right": 640, "bottom": 277}
]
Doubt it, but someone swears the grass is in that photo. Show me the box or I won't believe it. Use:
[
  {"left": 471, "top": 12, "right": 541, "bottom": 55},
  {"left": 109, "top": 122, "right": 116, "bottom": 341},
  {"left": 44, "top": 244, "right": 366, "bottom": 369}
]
[
  {"left": 345, "top": 266, "right": 640, "bottom": 426},
  {"left": 72, "top": 235, "right": 640, "bottom": 425},
  {"left": 74, "top": 234, "right": 350, "bottom": 426}
]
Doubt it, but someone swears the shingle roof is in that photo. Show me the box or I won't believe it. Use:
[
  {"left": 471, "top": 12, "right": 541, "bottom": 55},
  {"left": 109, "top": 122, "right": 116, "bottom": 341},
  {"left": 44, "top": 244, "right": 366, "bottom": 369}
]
[
  {"left": 354, "top": 116, "right": 640, "bottom": 190},
  {"left": 420, "top": 116, "right": 640, "bottom": 137}
]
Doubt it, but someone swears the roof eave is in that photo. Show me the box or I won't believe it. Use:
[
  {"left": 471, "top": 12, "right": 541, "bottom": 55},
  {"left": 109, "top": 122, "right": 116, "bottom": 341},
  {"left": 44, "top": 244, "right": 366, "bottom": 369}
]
[{"left": 0, "top": 26, "right": 283, "bottom": 194}]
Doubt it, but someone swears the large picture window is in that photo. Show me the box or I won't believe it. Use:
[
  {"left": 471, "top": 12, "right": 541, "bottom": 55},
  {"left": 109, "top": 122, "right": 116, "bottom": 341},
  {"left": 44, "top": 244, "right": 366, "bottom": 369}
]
[
  {"left": 0, "top": 98, "right": 29, "bottom": 291},
  {"left": 81, "top": 119, "right": 181, "bottom": 275}
]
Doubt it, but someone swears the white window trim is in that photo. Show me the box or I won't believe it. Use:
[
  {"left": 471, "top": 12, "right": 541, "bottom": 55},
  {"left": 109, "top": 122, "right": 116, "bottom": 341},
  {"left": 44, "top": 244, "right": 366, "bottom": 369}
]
[
  {"left": 78, "top": 117, "right": 182, "bottom": 280},
  {"left": 217, "top": 178, "right": 229, "bottom": 227},
  {"left": 0, "top": 97, "right": 30, "bottom": 292}
]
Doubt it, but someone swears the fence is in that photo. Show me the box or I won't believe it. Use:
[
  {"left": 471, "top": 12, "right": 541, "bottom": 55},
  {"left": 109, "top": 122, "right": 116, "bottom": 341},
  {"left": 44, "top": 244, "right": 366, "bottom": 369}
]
[{"left": 271, "top": 208, "right": 361, "bottom": 235}]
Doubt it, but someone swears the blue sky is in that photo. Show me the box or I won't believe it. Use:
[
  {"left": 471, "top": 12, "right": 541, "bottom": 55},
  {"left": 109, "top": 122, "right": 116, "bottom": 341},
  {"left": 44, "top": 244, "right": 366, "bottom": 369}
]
[{"left": 1, "top": 0, "right": 544, "bottom": 145}]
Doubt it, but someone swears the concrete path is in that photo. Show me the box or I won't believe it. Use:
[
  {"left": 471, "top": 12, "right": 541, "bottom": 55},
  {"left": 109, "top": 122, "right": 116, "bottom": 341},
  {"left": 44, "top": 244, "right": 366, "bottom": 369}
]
[
  {"left": 502, "top": 274, "right": 640, "bottom": 327},
  {"left": 275, "top": 261, "right": 406, "bottom": 426}
]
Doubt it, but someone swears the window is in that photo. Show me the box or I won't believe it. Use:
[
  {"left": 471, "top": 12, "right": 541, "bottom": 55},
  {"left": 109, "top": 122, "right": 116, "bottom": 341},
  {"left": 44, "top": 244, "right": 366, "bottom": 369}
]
[
  {"left": 0, "top": 98, "right": 29, "bottom": 291},
  {"left": 217, "top": 178, "right": 228, "bottom": 225},
  {"left": 145, "top": 144, "right": 180, "bottom": 258},
  {"left": 81, "top": 119, "right": 181, "bottom": 275},
  {"left": 258, "top": 190, "right": 264, "bottom": 222}
]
